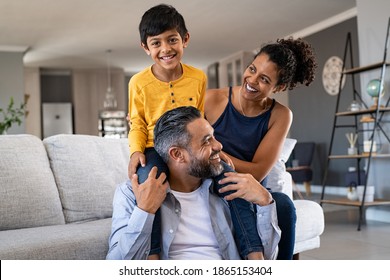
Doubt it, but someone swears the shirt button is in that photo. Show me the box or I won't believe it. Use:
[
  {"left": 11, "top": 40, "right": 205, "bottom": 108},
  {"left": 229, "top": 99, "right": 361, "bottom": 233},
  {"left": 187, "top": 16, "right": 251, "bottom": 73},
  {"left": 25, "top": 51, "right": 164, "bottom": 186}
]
[
  {"left": 172, "top": 100, "right": 175, "bottom": 103},
  {"left": 170, "top": 84, "right": 173, "bottom": 88},
  {"left": 175, "top": 209, "right": 179, "bottom": 213},
  {"left": 258, "top": 213, "right": 263, "bottom": 218},
  {"left": 171, "top": 92, "right": 174, "bottom": 96},
  {"left": 169, "top": 229, "right": 174, "bottom": 234},
  {"left": 189, "top": 97, "right": 193, "bottom": 101}
]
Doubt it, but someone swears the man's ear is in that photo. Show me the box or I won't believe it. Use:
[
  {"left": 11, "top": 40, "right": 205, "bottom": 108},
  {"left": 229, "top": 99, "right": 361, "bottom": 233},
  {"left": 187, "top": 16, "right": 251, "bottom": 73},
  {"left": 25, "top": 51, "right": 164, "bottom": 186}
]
[
  {"left": 183, "top": 32, "right": 190, "bottom": 48},
  {"left": 141, "top": 43, "right": 150, "bottom": 56},
  {"left": 169, "top": 147, "right": 185, "bottom": 162}
]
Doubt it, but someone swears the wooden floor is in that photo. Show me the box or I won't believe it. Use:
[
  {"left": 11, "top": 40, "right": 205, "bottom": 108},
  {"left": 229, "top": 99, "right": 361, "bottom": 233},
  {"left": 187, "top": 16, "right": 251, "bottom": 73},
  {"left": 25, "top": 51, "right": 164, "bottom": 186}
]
[{"left": 297, "top": 192, "right": 390, "bottom": 260}]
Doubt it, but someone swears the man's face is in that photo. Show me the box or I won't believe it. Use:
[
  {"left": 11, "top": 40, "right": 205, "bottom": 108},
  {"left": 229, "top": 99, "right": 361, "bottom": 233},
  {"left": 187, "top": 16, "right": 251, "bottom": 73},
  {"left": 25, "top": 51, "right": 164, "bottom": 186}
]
[{"left": 185, "top": 118, "right": 224, "bottom": 178}]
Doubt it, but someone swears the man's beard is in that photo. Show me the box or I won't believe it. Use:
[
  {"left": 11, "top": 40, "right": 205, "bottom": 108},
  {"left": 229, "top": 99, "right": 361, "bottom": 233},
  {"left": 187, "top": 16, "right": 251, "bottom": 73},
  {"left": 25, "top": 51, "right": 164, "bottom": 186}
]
[{"left": 187, "top": 151, "right": 224, "bottom": 178}]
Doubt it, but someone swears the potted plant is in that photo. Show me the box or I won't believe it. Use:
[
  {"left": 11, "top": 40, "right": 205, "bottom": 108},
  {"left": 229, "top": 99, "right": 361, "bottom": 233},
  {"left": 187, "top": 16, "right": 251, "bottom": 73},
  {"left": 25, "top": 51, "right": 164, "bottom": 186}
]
[{"left": 0, "top": 97, "right": 27, "bottom": 135}]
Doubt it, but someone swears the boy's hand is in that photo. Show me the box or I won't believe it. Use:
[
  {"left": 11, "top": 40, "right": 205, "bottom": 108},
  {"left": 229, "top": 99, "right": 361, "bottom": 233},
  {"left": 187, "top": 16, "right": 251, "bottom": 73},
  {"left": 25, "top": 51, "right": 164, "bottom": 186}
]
[
  {"left": 131, "top": 167, "right": 168, "bottom": 214},
  {"left": 128, "top": 152, "right": 146, "bottom": 179}
]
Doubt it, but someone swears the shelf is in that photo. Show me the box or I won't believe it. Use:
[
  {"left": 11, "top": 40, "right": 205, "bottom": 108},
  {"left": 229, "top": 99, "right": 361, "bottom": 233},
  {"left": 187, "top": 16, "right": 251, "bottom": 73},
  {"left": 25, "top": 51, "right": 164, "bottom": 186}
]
[
  {"left": 99, "top": 110, "right": 126, "bottom": 119},
  {"left": 343, "top": 62, "right": 390, "bottom": 74},
  {"left": 329, "top": 154, "right": 390, "bottom": 159},
  {"left": 321, "top": 23, "right": 390, "bottom": 231},
  {"left": 336, "top": 107, "right": 390, "bottom": 117},
  {"left": 321, "top": 198, "right": 390, "bottom": 207}
]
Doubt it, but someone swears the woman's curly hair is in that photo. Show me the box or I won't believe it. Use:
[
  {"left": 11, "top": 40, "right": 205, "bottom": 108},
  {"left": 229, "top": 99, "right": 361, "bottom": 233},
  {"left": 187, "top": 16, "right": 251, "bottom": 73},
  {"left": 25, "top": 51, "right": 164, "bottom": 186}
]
[{"left": 256, "top": 37, "right": 317, "bottom": 91}]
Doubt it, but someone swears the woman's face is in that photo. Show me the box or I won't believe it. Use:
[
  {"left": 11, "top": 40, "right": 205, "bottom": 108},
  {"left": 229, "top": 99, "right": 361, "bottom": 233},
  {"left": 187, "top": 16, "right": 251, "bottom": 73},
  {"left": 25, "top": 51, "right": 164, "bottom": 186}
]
[{"left": 241, "top": 53, "right": 281, "bottom": 101}]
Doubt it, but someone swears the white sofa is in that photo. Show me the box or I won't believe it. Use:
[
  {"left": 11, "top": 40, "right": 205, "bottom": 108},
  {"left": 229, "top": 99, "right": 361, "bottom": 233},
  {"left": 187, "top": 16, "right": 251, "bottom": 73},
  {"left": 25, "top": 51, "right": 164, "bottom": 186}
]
[
  {"left": 268, "top": 138, "right": 325, "bottom": 256},
  {"left": 0, "top": 134, "right": 324, "bottom": 259}
]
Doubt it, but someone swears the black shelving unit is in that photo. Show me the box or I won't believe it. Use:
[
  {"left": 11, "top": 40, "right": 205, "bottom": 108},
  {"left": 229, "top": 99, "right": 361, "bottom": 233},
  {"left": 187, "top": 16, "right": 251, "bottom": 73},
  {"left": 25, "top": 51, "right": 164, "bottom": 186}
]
[
  {"left": 320, "top": 18, "right": 390, "bottom": 231},
  {"left": 98, "top": 110, "right": 127, "bottom": 139}
]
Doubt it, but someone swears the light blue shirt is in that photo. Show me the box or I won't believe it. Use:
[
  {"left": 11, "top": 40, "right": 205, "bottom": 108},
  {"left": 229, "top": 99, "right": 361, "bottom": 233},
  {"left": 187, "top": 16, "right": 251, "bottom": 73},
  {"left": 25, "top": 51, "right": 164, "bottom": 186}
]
[{"left": 106, "top": 179, "right": 281, "bottom": 260}]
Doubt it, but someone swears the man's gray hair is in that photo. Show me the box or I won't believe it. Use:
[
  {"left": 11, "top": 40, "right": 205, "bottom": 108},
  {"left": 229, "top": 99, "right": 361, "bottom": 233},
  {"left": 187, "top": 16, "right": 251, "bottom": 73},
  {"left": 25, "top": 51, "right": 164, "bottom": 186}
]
[{"left": 154, "top": 106, "right": 201, "bottom": 163}]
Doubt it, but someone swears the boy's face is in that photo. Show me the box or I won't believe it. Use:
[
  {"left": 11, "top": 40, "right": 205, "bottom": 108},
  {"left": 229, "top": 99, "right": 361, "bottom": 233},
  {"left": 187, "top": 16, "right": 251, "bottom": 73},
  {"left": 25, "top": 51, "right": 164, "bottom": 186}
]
[{"left": 141, "top": 28, "right": 189, "bottom": 72}]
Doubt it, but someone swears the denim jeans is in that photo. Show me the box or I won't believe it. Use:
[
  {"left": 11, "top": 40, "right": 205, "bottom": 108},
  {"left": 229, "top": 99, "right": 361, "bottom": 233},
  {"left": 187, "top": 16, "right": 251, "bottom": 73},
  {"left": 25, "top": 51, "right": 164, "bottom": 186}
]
[
  {"left": 136, "top": 148, "right": 168, "bottom": 255},
  {"left": 270, "top": 191, "right": 296, "bottom": 260},
  {"left": 213, "top": 162, "right": 263, "bottom": 258}
]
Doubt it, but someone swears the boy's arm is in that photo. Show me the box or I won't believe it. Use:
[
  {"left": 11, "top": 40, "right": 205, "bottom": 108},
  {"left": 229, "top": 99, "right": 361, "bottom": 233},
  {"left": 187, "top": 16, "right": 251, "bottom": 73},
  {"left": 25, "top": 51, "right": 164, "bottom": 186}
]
[
  {"left": 197, "top": 73, "right": 207, "bottom": 115},
  {"left": 128, "top": 81, "right": 148, "bottom": 155}
]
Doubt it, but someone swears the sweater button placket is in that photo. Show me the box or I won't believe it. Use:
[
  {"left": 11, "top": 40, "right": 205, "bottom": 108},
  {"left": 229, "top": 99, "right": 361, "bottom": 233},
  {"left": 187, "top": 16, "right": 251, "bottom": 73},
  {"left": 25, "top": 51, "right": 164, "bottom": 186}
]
[{"left": 170, "top": 83, "right": 175, "bottom": 104}]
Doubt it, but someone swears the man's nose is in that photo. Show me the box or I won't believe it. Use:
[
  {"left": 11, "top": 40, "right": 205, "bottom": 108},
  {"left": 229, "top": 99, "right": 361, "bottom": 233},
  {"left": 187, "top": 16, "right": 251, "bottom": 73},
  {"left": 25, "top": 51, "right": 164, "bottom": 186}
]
[{"left": 212, "top": 139, "right": 223, "bottom": 151}]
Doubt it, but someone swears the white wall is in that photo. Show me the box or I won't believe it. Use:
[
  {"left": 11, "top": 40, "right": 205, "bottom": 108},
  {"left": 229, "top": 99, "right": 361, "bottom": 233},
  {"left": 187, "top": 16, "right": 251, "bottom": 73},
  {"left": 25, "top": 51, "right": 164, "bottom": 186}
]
[{"left": 0, "top": 51, "right": 25, "bottom": 134}]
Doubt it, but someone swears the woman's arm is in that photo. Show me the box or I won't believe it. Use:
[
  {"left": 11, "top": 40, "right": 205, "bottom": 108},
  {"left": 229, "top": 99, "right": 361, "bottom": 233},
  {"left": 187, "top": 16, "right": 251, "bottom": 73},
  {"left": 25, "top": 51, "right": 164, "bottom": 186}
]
[{"left": 224, "top": 103, "right": 292, "bottom": 182}]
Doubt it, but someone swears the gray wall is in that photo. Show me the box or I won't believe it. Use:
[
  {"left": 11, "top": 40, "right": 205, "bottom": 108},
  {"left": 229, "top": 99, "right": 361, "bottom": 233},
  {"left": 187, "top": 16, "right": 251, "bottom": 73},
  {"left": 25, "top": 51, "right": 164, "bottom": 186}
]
[
  {"left": 289, "top": 17, "right": 360, "bottom": 186},
  {"left": 0, "top": 51, "right": 25, "bottom": 134},
  {"left": 357, "top": 0, "right": 390, "bottom": 198}
]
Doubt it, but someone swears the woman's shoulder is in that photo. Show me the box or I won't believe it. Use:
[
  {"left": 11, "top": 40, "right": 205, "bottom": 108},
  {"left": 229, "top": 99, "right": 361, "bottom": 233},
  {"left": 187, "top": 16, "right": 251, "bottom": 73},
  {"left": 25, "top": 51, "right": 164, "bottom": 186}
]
[
  {"left": 206, "top": 87, "right": 230, "bottom": 102},
  {"left": 273, "top": 100, "right": 292, "bottom": 115},
  {"left": 205, "top": 87, "right": 231, "bottom": 123},
  {"left": 270, "top": 100, "right": 293, "bottom": 127}
]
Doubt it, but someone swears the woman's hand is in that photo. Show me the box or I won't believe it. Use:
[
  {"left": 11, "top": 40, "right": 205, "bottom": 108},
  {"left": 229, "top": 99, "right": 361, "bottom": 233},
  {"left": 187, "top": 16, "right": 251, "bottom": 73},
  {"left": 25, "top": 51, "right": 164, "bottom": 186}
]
[{"left": 217, "top": 172, "right": 273, "bottom": 206}]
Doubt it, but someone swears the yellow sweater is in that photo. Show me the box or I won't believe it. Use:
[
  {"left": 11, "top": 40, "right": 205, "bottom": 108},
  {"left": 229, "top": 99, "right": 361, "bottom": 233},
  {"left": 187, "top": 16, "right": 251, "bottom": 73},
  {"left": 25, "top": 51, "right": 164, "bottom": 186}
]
[{"left": 128, "top": 63, "right": 207, "bottom": 155}]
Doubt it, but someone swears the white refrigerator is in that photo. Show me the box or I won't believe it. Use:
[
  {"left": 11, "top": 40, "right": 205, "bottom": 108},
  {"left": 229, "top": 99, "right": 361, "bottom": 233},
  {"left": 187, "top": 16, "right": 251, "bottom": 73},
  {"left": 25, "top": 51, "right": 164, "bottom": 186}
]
[{"left": 42, "top": 103, "right": 73, "bottom": 138}]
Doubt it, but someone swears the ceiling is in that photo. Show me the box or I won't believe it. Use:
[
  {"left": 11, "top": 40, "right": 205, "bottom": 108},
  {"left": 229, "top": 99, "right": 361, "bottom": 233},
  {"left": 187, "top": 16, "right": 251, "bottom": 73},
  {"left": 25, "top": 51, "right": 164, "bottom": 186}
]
[{"left": 0, "top": 0, "right": 357, "bottom": 73}]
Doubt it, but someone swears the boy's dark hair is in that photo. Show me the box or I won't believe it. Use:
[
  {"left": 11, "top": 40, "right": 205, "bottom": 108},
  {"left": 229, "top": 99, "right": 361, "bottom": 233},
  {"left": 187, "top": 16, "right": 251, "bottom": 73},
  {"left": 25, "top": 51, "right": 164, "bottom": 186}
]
[
  {"left": 139, "top": 4, "right": 188, "bottom": 46},
  {"left": 154, "top": 106, "right": 201, "bottom": 163}
]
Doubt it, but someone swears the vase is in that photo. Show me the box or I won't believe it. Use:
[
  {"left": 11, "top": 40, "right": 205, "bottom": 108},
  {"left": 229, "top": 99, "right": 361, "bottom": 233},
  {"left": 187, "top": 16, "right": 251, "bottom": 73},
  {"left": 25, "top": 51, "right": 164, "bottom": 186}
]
[{"left": 347, "top": 186, "right": 358, "bottom": 201}]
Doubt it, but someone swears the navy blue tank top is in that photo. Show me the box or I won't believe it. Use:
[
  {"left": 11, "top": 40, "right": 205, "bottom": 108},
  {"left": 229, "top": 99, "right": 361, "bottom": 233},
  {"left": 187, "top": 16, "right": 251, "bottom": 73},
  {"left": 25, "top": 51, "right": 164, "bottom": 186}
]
[{"left": 212, "top": 87, "right": 275, "bottom": 163}]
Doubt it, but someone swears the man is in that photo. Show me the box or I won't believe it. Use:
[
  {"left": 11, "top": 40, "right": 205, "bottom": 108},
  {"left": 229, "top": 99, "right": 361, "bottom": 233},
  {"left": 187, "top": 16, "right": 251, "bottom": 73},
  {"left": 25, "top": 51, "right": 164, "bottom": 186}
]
[{"left": 106, "top": 106, "right": 280, "bottom": 260}]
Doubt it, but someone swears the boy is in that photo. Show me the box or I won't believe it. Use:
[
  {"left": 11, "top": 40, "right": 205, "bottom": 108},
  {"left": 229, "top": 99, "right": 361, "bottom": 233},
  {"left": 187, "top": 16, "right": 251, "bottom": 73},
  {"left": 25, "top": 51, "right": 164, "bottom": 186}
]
[
  {"left": 127, "top": 4, "right": 263, "bottom": 260},
  {"left": 127, "top": 4, "right": 207, "bottom": 259}
]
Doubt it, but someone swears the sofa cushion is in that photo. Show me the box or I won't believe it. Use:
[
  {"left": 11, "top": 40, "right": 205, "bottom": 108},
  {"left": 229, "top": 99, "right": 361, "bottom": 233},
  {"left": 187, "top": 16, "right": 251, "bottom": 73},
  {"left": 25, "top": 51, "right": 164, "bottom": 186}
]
[
  {"left": 0, "top": 134, "right": 65, "bottom": 230},
  {"left": 293, "top": 199, "right": 325, "bottom": 254},
  {"left": 0, "top": 218, "right": 111, "bottom": 259},
  {"left": 267, "top": 138, "right": 297, "bottom": 198},
  {"left": 43, "top": 134, "right": 129, "bottom": 223}
]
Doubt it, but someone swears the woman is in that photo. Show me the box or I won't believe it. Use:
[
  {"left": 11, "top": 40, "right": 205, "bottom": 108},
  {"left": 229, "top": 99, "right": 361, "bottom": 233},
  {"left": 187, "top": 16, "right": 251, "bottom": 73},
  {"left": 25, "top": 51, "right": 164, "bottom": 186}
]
[{"left": 205, "top": 37, "right": 317, "bottom": 259}]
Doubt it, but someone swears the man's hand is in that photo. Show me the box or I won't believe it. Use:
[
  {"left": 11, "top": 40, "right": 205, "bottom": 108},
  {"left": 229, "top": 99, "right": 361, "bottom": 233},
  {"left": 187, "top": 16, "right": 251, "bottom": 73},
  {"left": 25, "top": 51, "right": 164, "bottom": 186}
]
[
  {"left": 128, "top": 152, "right": 146, "bottom": 179},
  {"left": 131, "top": 166, "right": 168, "bottom": 214},
  {"left": 217, "top": 172, "right": 273, "bottom": 206}
]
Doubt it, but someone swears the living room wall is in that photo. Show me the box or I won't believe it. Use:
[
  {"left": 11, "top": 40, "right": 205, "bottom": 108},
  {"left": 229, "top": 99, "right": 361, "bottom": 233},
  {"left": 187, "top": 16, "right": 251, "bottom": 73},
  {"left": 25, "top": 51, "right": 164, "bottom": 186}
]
[
  {"left": 0, "top": 51, "right": 25, "bottom": 134},
  {"left": 356, "top": 0, "right": 390, "bottom": 202},
  {"left": 289, "top": 0, "right": 390, "bottom": 221},
  {"left": 288, "top": 17, "right": 360, "bottom": 187}
]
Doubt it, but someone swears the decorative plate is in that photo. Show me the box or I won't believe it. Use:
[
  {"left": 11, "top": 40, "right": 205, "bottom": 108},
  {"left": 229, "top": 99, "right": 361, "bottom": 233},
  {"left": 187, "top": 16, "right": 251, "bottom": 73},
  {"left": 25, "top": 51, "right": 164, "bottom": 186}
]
[{"left": 322, "top": 56, "right": 346, "bottom": 95}]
